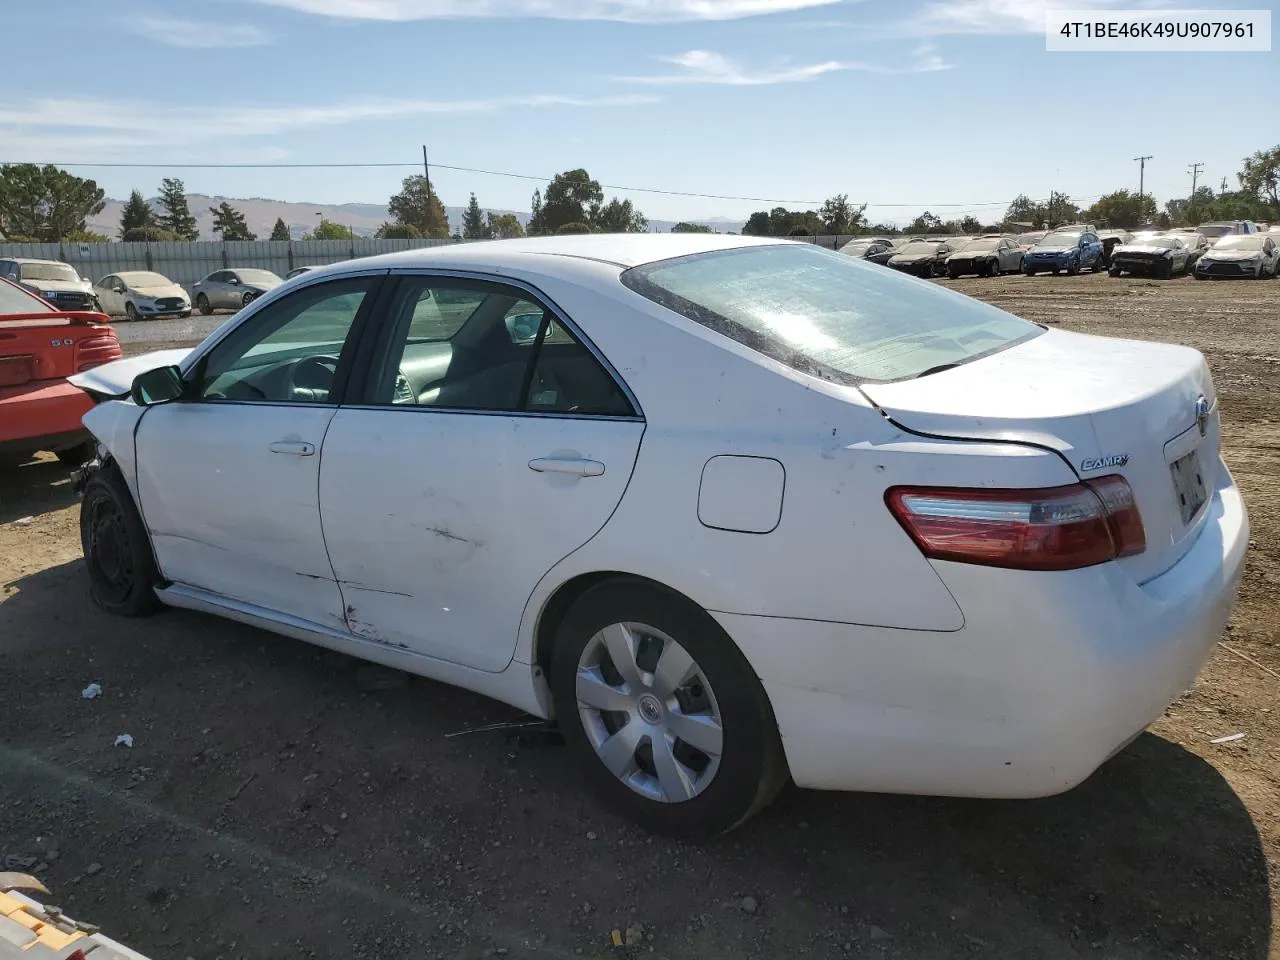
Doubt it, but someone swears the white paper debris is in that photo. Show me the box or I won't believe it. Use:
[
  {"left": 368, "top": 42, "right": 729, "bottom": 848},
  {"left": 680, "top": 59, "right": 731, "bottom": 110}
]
[
  {"left": 1210, "top": 732, "right": 1245, "bottom": 744},
  {"left": 82, "top": 683, "right": 103, "bottom": 700},
  {"left": 12, "top": 516, "right": 34, "bottom": 526},
  {"left": 114, "top": 734, "right": 134, "bottom": 748}
]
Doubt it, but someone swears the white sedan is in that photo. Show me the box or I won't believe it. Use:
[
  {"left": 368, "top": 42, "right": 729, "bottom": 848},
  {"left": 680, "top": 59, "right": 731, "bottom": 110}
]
[{"left": 69, "top": 235, "right": 1249, "bottom": 837}]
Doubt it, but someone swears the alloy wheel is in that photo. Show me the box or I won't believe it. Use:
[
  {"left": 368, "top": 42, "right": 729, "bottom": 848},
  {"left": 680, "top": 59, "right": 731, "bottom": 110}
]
[{"left": 575, "top": 621, "right": 723, "bottom": 804}]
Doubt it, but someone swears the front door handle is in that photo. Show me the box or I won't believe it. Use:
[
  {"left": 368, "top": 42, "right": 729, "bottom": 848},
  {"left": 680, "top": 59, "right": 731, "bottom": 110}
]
[
  {"left": 528, "top": 457, "right": 605, "bottom": 478},
  {"left": 269, "top": 440, "right": 315, "bottom": 457}
]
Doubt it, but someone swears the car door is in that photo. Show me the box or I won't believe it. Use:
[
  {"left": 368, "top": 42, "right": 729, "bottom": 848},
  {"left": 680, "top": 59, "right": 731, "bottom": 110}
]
[
  {"left": 95, "top": 276, "right": 122, "bottom": 315},
  {"left": 213, "top": 271, "right": 236, "bottom": 309},
  {"left": 318, "top": 272, "right": 645, "bottom": 672},
  {"left": 133, "top": 273, "right": 384, "bottom": 624}
]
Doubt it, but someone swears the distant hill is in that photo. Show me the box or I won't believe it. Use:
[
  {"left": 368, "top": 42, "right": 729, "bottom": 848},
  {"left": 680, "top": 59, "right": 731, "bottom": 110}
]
[{"left": 88, "top": 194, "right": 743, "bottom": 239}]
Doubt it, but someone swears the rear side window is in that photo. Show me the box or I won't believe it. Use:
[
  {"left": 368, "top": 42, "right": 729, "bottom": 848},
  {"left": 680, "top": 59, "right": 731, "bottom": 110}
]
[{"left": 621, "top": 244, "right": 1040, "bottom": 384}]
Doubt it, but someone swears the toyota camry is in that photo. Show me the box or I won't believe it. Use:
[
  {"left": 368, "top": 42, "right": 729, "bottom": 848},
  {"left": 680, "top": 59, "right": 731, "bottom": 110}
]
[{"left": 68, "top": 234, "right": 1249, "bottom": 837}]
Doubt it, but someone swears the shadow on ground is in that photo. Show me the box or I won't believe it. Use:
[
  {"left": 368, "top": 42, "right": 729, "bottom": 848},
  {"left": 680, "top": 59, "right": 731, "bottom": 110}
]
[
  {"left": 0, "top": 456, "right": 78, "bottom": 525},
  {"left": 0, "top": 560, "right": 1270, "bottom": 960}
]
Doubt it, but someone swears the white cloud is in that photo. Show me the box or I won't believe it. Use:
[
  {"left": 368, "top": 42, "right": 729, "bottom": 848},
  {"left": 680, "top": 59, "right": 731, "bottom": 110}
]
[
  {"left": 904, "top": 0, "right": 1185, "bottom": 36},
  {"left": 132, "top": 16, "right": 272, "bottom": 47},
  {"left": 617, "top": 47, "right": 951, "bottom": 85},
  {"left": 242, "top": 0, "right": 840, "bottom": 22},
  {"left": 0, "top": 94, "right": 658, "bottom": 157}
]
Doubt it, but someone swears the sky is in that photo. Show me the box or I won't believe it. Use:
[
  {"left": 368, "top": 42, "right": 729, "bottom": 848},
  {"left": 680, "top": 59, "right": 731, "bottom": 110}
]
[{"left": 1, "top": 0, "right": 1277, "bottom": 225}]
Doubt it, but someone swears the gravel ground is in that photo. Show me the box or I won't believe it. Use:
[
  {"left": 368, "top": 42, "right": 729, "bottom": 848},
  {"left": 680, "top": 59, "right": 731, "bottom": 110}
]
[{"left": 2, "top": 271, "right": 1278, "bottom": 960}]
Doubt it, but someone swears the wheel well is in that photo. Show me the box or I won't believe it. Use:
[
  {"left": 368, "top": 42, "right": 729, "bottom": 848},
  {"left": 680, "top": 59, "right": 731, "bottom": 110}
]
[{"left": 533, "top": 572, "right": 694, "bottom": 675}]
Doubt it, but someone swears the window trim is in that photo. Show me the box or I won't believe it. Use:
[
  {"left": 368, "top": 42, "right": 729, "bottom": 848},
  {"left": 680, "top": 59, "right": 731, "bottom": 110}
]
[
  {"left": 345, "top": 268, "right": 644, "bottom": 422},
  {"left": 182, "top": 273, "right": 389, "bottom": 408}
]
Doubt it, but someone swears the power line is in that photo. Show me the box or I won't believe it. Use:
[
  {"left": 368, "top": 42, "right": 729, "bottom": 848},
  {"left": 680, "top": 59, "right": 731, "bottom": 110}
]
[
  {"left": 1188, "top": 161, "right": 1204, "bottom": 196},
  {"left": 0, "top": 157, "right": 1102, "bottom": 211}
]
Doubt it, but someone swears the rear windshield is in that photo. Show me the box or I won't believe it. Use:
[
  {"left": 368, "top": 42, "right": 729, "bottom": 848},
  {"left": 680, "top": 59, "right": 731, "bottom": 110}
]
[
  {"left": 0, "top": 279, "right": 52, "bottom": 314},
  {"left": 19, "top": 262, "right": 79, "bottom": 282},
  {"left": 620, "top": 244, "right": 1040, "bottom": 384}
]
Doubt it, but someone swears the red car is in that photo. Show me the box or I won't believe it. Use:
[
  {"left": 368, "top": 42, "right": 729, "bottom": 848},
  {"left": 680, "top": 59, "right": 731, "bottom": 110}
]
[{"left": 0, "top": 277, "right": 122, "bottom": 464}]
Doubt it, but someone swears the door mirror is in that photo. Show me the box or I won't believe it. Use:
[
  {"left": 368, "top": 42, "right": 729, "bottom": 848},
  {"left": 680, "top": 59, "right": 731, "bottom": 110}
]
[
  {"left": 131, "top": 365, "right": 186, "bottom": 406},
  {"left": 506, "top": 312, "right": 543, "bottom": 344}
]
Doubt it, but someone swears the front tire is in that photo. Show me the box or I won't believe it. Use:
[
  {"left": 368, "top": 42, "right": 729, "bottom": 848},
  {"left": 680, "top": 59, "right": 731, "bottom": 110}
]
[
  {"left": 550, "top": 581, "right": 787, "bottom": 838},
  {"left": 1157, "top": 260, "right": 1174, "bottom": 280},
  {"left": 79, "top": 463, "right": 161, "bottom": 617},
  {"left": 124, "top": 302, "right": 139, "bottom": 322},
  {"left": 196, "top": 293, "right": 211, "bottom": 315},
  {"left": 241, "top": 291, "right": 256, "bottom": 308},
  {"left": 1108, "top": 264, "right": 1122, "bottom": 277}
]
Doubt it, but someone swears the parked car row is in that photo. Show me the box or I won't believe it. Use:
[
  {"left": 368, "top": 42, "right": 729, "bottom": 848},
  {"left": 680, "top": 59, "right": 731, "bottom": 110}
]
[{"left": 839, "top": 220, "right": 1277, "bottom": 282}]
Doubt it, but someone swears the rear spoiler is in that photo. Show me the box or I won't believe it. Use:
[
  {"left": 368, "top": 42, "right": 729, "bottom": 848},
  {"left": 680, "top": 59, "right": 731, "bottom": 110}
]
[{"left": 0, "top": 310, "right": 112, "bottom": 325}]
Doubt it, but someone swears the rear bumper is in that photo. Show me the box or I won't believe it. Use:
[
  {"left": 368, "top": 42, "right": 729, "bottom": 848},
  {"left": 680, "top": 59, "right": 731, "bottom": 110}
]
[
  {"left": 0, "top": 378, "right": 93, "bottom": 450},
  {"left": 719, "top": 461, "right": 1248, "bottom": 798}
]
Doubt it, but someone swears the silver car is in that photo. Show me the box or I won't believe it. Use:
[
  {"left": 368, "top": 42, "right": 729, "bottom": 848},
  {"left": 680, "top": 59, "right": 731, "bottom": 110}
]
[{"left": 192, "top": 268, "right": 283, "bottom": 315}]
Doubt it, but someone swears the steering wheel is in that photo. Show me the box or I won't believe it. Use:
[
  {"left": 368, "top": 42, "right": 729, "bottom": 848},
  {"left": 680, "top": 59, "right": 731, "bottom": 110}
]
[{"left": 285, "top": 355, "right": 340, "bottom": 402}]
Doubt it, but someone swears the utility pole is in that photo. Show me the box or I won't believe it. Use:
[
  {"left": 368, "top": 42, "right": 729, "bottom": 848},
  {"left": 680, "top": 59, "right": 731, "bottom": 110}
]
[
  {"left": 1220, "top": 176, "right": 1229, "bottom": 194},
  {"left": 1188, "top": 161, "right": 1204, "bottom": 197},
  {"left": 422, "top": 144, "right": 434, "bottom": 238},
  {"left": 1133, "top": 155, "right": 1153, "bottom": 199}
]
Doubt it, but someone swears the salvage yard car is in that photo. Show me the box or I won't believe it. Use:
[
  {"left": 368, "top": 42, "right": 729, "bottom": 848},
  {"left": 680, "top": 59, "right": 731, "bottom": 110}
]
[
  {"left": 192, "top": 268, "right": 283, "bottom": 314},
  {"left": 68, "top": 234, "right": 1249, "bottom": 837},
  {"left": 887, "top": 238, "right": 957, "bottom": 277},
  {"left": 1194, "top": 234, "right": 1280, "bottom": 280},
  {"left": 945, "top": 235, "right": 1024, "bottom": 278},
  {"left": 0, "top": 277, "right": 121, "bottom": 464},
  {"left": 0, "top": 257, "right": 99, "bottom": 312},
  {"left": 837, "top": 237, "right": 896, "bottom": 266},
  {"left": 1108, "top": 234, "right": 1192, "bottom": 279},
  {"left": 1195, "top": 220, "right": 1257, "bottom": 240},
  {"left": 93, "top": 271, "right": 192, "bottom": 321},
  {"left": 1022, "top": 228, "right": 1105, "bottom": 276},
  {"left": 1170, "top": 230, "right": 1210, "bottom": 266}
]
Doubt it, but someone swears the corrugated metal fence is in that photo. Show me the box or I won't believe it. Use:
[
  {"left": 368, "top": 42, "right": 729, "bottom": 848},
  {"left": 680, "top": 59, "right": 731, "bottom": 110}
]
[
  {"left": 0, "top": 238, "right": 460, "bottom": 291},
  {"left": 0, "top": 235, "right": 871, "bottom": 292}
]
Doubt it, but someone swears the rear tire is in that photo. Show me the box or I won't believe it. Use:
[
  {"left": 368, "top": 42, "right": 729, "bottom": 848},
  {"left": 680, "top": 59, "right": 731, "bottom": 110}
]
[
  {"left": 196, "top": 293, "right": 211, "bottom": 315},
  {"left": 550, "top": 580, "right": 787, "bottom": 838},
  {"left": 79, "top": 462, "right": 161, "bottom": 617}
]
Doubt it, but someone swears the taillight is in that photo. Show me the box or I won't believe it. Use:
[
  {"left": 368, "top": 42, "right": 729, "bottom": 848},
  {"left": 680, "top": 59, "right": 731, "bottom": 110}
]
[
  {"left": 885, "top": 475, "right": 1145, "bottom": 571},
  {"left": 74, "top": 332, "right": 123, "bottom": 372}
]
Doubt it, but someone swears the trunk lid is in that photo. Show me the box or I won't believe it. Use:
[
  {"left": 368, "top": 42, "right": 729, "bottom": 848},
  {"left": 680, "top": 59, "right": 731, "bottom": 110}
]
[
  {"left": 861, "top": 327, "right": 1218, "bottom": 584},
  {"left": 0, "top": 315, "right": 122, "bottom": 384}
]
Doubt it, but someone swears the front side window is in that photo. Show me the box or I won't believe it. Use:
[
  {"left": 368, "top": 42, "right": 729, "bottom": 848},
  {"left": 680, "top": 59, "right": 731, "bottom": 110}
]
[
  {"left": 194, "top": 277, "right": 374, "bottom": 403},
  {"left": 369, "top": 276, "right": 633, "bottom": 416},
  {"left": 621, "top": 244, "right": 1040, "bottom": 384}
]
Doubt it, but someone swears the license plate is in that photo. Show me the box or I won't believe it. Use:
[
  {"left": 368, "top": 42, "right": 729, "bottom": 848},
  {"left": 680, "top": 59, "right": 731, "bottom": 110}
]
[{"left": 1170, "top": 450, "right": 1208, "bottom": 525}]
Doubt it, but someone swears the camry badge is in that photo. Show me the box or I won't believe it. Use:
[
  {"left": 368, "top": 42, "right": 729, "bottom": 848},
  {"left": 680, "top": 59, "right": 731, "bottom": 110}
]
[
  {"left": 1081, "top": 454, "right": 1129, "bottom": 471},
  {"left": 1195, "top": 395, "right": 1210, "bottom": 437}
]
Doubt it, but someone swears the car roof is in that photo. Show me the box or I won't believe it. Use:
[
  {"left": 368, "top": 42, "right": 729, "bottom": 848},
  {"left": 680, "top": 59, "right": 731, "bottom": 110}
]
[{"left": 332, "top": 234, "right": 788, "bottom": 272}]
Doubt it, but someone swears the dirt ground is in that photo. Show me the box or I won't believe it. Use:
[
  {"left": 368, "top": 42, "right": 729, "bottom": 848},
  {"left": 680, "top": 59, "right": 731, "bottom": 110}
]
[{"left": 1, "top": 272, "right": 1278, "bottom": 960}]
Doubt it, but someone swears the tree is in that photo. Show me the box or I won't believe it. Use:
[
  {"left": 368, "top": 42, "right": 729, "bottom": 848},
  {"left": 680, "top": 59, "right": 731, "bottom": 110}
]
[
  {"left": 528, "top": 190, "right": 545, "bottom": 235},
  {"left": 64, "top": 229, "right": 109, "bottom": 243},
  {"left": 819, "top": 194, "right": 867, "bottom": 235},
  {"left": 209, "top": 201, "right": 256, "bottom": 241},
  {"left": 671, "top": 222, "right": 713, "bottom": 233},
  {"left": 269, "top": 217, "right": 291, "bottom": 241},
  {"left": 591, "top": 197, "right": 648, "bottom": 233},
  {"left": 1239, "top": 145, "right": 1280, "bottom": 215},
  {"left": 1082, "top": 190, "right": 1158, "bottom": 230},
  {"left": 462, "top": 193, "right": 492, "bottom": 240},
  {"left": 122, "top": 226, "right": 178, "bottom": 242},
  {"left": 742, "top": 211, "right": 772, "bottom": 236},
  {"left": 375, "top": 221, "right": 423, "bottom": 240},
  {"left": 306, "top": 218, "right": 351, "bottom": 241},
  {"left": 1044, "top": 191, "right": 1080, "bottom": 227},
  {"left": 118, "top": 189, "right": 156, "bottom": 239},
  {"left": 486, "top": 212, "right": 525, "bottom": 239},
  {"left": 956, "top": 215, "right": 983, "bottom": 234},
  {"left": 387, "top": 175, "right": 449, "bottom": 239},
  {"left": 0, "top": 164, "right": 106, "bottom": 241},
  {"left": 541, "top": 169, "right": 604, "bottom": 234},
  {"left": 156, "top": 178, "right": 199, "bottom": 240},
  {"left": 556, "top": 222, "right": 593, "bottom": 235},
  {"left": 1003, "top": 193, "right": 1044, "bottom": 228},
  {"left": 907, "top": 211, "right": 943, "bottom": 234}
]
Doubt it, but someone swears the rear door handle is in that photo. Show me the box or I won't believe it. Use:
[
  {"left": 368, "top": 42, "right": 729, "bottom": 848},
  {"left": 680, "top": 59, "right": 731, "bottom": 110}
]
[
  {"left": 268, "top": 440, "right": 315, "bottom": 457},
  {"left": 528, "top": 457, "right": 605, "bottom": 478}
]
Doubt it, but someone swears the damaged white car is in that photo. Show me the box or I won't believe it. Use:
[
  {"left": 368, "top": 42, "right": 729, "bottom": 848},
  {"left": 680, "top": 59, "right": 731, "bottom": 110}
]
[{"left": 70, "top": 235, "right": 1248, "bottom": 837}]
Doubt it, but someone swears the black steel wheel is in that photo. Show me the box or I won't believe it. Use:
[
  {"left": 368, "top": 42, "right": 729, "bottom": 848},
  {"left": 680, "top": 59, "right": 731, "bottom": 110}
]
[{"left": 80, "top": 463, "right": 161, "bottom": 617}]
